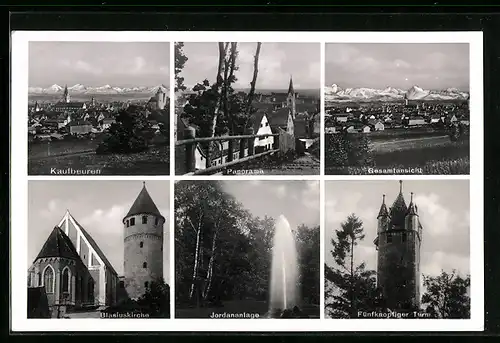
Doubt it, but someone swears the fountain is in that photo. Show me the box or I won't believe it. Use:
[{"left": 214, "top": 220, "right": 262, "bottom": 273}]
[{"left": 268, "top": 215, "right": 300, "bottom": 318}]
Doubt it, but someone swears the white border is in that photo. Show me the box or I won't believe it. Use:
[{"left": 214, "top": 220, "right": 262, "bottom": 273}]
[{"left": 11, "top": 30, "right": 483, "bottom": 332}]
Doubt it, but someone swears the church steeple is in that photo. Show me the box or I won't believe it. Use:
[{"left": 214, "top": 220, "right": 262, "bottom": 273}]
[
  {"left": 407, "top": 192, "right": 418, "bottom": 215},
  {"left": 287, "top": 75, "right": 295, "bottom": 96},
  {"left": 63, "top": 84, "right": 70, "bottom": 103}
]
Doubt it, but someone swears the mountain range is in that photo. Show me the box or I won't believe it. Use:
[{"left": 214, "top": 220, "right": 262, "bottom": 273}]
[
  {"left": 28, "top": 84, "right": 170, "bottom": 95},
  {"left": 325, "top": 84, "right": 469, "bottom": 102}
]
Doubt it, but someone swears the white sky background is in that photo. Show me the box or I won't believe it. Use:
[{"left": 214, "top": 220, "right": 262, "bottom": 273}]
[
  {"left": 28, "top": 180, "right": 170, "bottom": 283},
  {"left": 29, "top": 42, "right": 170, "bottom": 88},
  {"left": 325, "top": 180, "right": 470, "bottom": 293},
  {"left": 325, "top": 43, "right": 470, "bottom": 91},
  {"left": 178, "top": 42, "right": 320, "bottom": 90}
]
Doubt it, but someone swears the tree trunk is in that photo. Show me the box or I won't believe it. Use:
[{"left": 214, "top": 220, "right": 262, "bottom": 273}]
[
  {"left": 203, "top": 225, "right": 219, "bottom": 300},
  {"left": 244, "top": 42, "right": 262, "bottom": 129},
  {"left": 210, "top": 43, "right": 229, "bottom": 138},
  {"left": 225, "top": 42, "right": 238, "bottom": 135},
  {"left": 189, "top": 214, "right": 203, "bottom": 300}
]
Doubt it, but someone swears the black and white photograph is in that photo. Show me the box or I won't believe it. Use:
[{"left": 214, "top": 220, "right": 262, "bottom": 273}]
[
  {"left": 324, "top": 43, "right": 470, "bottom": 175},
  {"left": 324, "top": 180, "right": 470, "bottom": 319},
  {"left": 174, "top": 180, "right": 320, "bottom": 318},
  {"left": 174, "top": 42, "right": 320, "bottom": 176},
  {"left": 27, "top": 180, "right": 170, "bottom": 319},
  {"left": 28, "top": 42, "right": 170, "bottom": 176}
]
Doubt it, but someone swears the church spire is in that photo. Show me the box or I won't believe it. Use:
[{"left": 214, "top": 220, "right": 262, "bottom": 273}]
[
  {"left": 288, "top": 75, "right": 295, "bottom": 96},
  {"left": 399, "top": 180, "right": 403, "bottom": 194},
  {"left": 63, "top": 84, "right": 70, "bottom": 103},
  {"left": 407, "top": 192, "right": 418, "bottom": 215}
]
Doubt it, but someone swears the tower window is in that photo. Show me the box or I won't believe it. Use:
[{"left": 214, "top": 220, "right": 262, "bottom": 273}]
[
  {"left": 126, "top": 220, "right": 129, "bottom": 227},
  {"left": 43, "top": 266, "right": 54, "bottom": 294},
  {"left": 386, "top": 234, "right": 393, "bottom": 243},
  {"left": 155, "top": 217, "right": 159, "bottom": 226},
  {"left": 119, "top": 281, "right": 124, "bottom": 289},
  {"left": 143, "top": 262, "right": 147, "bottom": 268},
  {"left": 145, "top": 281, "right": 149, "bottom": 288},
  {"left": 142, "top": 216, "right": 147, "bottom": 224},
  {"left": 140, "top": 241, "right": 144, "bottom": 248},
  {"left": 130, "top": 217, "right": 135, "bottom": 226},
  {"left": 402, "top": 232, "right": 407, "bottom": 243}
]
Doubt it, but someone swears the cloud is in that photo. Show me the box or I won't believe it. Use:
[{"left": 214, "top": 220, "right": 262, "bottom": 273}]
[
  {"left": 132, "top": 56, "right": 146, "bottom": 73},
  {"left": 275, "top": 184, "right": 287, "bottom": 199},
  {"left": 302, "top": 181, "right": 320, "bottom": 210},
  {"left": 75, "top": 60, "right": 102, "bottom": 75},
  {"left": 39, "top": 199, "right": 60, "bottom": 218}
]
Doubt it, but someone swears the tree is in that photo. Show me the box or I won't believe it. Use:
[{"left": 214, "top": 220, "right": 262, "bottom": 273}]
[
  {"left": 138, "top": 278, "right": 170, "bottom": 318},
  {"left": 325, "top": 132, "right": 373, "bottom": 172},
  {"left": 96, "top": 107, "right": 152, "bottom": 154},
  {"left": 324, "top": 214, "right": 381, "bottom": 318},
  {"left": 421, "top": 271, "right": 470, "bottom": 319},
  {"left": 295, "top": 224, "right": 320, "bottom": 305},
  {"left": 174, "top": 42, "right": 188, "bottom": 92}
]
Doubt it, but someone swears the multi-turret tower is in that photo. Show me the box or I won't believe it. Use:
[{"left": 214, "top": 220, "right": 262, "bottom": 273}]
[
  {"left": 286, "top": 76, "right": 296, "bottom": 119},
  {"left": 374, "top": 181, "right": 423, "bottom": 311},
  {"left": 123, "top": 182, "right": 165, "bottom": 300}
]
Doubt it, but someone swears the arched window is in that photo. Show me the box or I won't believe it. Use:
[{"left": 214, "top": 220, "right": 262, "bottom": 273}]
[
  {"left": 37, "top": 272, "right": 42, "bottom": 287},
  {"left": 155, "top": 217, "right": 159, "bottom": 226},
  {"left": 143, "top": 262, "right": 147, "bottom": 269},
  {"left": 144, "top": 281, "right": 149, "bottom": 289},
  {"left": 62, "top": 268, "right": 70, "bottom": 293},
  {"left": 88, "top": 280, "right": 94, "bottom": 303},
  {"left": 43, "top": 266, "right": 55, "bottom": 294},
  {"left": 130, "top": 217, "right": 135, "bottom": 226},
  {"left": 142, "top": 216, "right": 147, "bottom": 224},
  {"left": 139, "top": 241, "right": 144, "bottom": 248}
]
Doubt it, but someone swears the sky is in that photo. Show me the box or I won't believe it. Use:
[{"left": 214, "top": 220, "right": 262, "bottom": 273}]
[
  {"left": 29, "top": 42, "right": 170, "bottom": 88},
  {"left": 28, "top": 180, "right": 170, "bottom": 283},
  {"left": 325, "top": 180, "right": 470, "bottom": 290},
  {"left": 325, "top": 43, "right": 470, "bottom": 91},
  {"left": 177, "top": 42, "right": 320, "bottom": 91}
]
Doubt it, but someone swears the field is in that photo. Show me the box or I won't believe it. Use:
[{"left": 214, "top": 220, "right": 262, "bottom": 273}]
[
  {"left": 325, "top": 130, "right": 469, "bottom": 175},
  {"left": 28, "top": 139, "right": 170, "bottom": 175}
]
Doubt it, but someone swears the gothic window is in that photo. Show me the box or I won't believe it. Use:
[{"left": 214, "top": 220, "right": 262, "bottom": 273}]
[
  {"left": 140, "top": 241, "right": 144, "bottom": 248},
  {"left": 130, "top": 217, "right": 135, "bottom": 226},
  {"left": 145, "top": 281, "right": 149, "bottom": 288},
  {"left": 43, "top": 266, "right": 54, "bottom": 293},
  {"left": 143, "top": 262, "right": 148, "bottom": 269},
  {"left": 62, "top": 268, "right": 70, "bottom": 293},
  {"left": 142, "top": 216, "right": 147, "bottom": 224},
  {"left": 37, "top": 272, "right": 42, "bottom": 286},
  {"left": 155, "top": 217, "right": 159, "bottom": 226}
]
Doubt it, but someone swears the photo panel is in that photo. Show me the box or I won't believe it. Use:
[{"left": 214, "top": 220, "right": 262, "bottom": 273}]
[
  {"left": 174, "top": 42, "right": 321, "bottom": 176},
  {"left": 27, "top": 180, "right": 171, "bottom": 319},
  {"left": 28, "top": 41, "right": 171, "bottom": 176},
  {"left": 174, "top": 180, "right": 320, "bottom": 318},
  {"left": 324, "top": 180, "right": 471, "bottom": 319},
  {"left": 324, "top": 43, "right": 470, "bottom": 175}
]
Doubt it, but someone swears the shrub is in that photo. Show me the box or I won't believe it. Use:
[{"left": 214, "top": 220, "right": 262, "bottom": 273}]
[{"left": 325, "top": 133, "right": 373, "bottom": 172}]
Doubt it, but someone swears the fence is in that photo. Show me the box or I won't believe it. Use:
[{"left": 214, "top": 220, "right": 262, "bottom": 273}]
[{"left": 175, "top": 127, "right": 295, "bottom": 175}]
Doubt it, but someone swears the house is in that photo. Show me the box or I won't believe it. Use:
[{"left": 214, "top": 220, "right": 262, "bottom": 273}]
[
  {"left": 99, "top": 118, "right": 115, "bottom": 131},
  {"left": 70, "top": 120, "right": 93, "bottom": 135},
  {"left": 43, "top": 119, "right": 66, "bottom": 130},
  {"left": 28, "top": 126, "right": 36, "bottom": 135},
  {"left": 430, "top": 114, "right": 441, "bottom": 124},
  {"left": 362, "top": 125, "right": 371, "bottom": 133},
  {"left": 409, "top": 116, "right": 427, "bottom": 126},
  {"left": 251, "top": 111, "right": 274, "bottom": 151},
  {"left": 374, "top": 121, "right": 385, "bottom": 131},
  {"left": 332, "top": 114, "right": 349, "bottom": 123},
  {"left": 346, "top": 125, "right": 357, "bottom": 133},
  {"left": 325, "top": 127, "right": 338, "bottom": 134}
]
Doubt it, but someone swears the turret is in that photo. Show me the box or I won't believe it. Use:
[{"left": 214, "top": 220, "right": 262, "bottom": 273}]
[
  {"left": 377, "top": 194, "right": 390, "bottom": 234},
  {"left": 123, "top": 182, "right": 165, "bottom": 300}
]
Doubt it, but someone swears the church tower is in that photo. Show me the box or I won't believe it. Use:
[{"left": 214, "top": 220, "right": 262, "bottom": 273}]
[
  {"left": 404, "top": 92, "right": 409, "bottom": 106},
  {"left": 63, "top": 85, "right": 70, "bottom": 103},
  {"left": 155, "top": 88, "right": 166, "bottom": 110},
  {"left": 123, "top": 182, "right": 165, "bottom": 300},
  {"left": 286, "top": 76, "right": 296, "bottom": 119},
  {"left": 374, "top": 181, "right": 422, "bottom": 311}
]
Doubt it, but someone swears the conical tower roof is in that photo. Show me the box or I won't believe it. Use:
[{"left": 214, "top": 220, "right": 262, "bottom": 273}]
[
  {"left": 35, "top": 226, "right": 80, "bottom": 261},
  {"left": 407, "top": 192, "right": 418, "bottom": 216},
  {"left": 390, "top": 181, "right": 408, "bottom": 228},
  {"left": 125, "top": 182, "right": 163, "bottom": 219},
  {"left": 377, "top": 194, "right": 389, "bottom": 218},
  {"left": 288, "top": 76, "right": 295, "bottom": 95}
]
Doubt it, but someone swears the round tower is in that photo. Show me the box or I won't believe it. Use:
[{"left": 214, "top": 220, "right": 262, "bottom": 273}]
[
  {"left": 123, "top": 182, "right": 164, "bottom": 300},
  {"left": 375, "top": 181, "right": 422, "bottom": 312}
]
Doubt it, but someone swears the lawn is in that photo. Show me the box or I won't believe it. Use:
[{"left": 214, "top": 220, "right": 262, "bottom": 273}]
[
  {"left": 29, "top": 138, "right": 103, "bottom": 159},
  {"left": 28, "top": 144, "right": 170, "bottom": 175},
  {"left": 325, "top": 133, "right": 470, "bottom": 175}
]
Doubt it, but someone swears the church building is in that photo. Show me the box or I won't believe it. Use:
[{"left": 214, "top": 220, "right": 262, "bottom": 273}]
[{"left": 374, "top": 181, "right": 423, "bottom": 312}]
